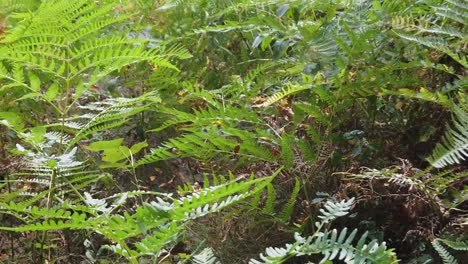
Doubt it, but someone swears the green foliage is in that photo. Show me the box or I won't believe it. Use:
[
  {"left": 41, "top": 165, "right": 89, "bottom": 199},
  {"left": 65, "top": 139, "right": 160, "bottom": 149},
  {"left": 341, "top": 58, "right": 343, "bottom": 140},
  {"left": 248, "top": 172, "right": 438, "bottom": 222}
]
[
  {"left": 278, "top": 178, "right": 300, "bottom": 223},
  {"left": 438, "top": 238, "right": 468, "bottom": 251},
  {"left": 0, "top": 0, "right": 38, "bottom": 16},
  {"left": 428, "top": 104, "right": 468, "bottom": 168},
  {"left": 0, "top": 0, "right": 466, "bottom": 262},
  {"left": 1, "top": 171, "right": 277, "bottom": 263},
  {"left": 432, "top": 239, "right": 458, "bottom": 264},
  {"left": 250, "top": 198, "right": 398, "bottom": 264},
  {"left": 391, "top": 0, "right": 467, "bottom": 68}
]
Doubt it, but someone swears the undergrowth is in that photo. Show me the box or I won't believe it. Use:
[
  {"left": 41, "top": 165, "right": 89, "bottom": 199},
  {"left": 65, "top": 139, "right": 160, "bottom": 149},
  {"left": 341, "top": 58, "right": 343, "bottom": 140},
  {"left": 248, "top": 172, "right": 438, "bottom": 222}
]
[{"left": 0, "top": 0, "right": 466, "bottom": 263}]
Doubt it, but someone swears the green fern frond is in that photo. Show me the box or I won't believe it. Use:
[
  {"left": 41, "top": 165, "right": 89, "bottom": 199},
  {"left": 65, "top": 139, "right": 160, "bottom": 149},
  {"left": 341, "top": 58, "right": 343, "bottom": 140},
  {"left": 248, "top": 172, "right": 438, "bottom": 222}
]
[
  {"left": 382, "top": 87, "right": 452, "bottom": 108},
  {"left": 391, "top": 0, "right": 467, "bottom": 68},
  {"left": 296, "top": 139, "right": 318, "bottom": 162},
  {"left": 431, "top": 0, "right": 467, "bottom": 25},
  {"left": 171, "top": 173, "right": 276, "bottom": 220},
  {"left": 294, "top": 103, "right": 332, "bottom": 127},
  {"left": 280, "top": 134, "right": 295, "bottom": 169},
  {"left": 432, "top": 239, "right": 458, "bottom": 264},
  {"left": 0, "top": 205, "right": 89, "bottom": 232},
  {"left": 427, "top": 104, "right": 468, "bottom": 168},
  {"left": 397, "top": 35, "right": 468, "bottom": 68},
  {"left": 192, "top": 247, "right": 221, "bottom": 264},
  {"left": 250, "top": 198, "right": 397, "bottom": 264},
  {"left": 261, "top": 183, "right": 276, "bottom": 214},
  {"left": 0, "top": 0, "right": 189, "bottom": 102},
  {"left": 137, "top": 128, "right": 275, "bottom": 166},
  {"left": 67, "top": 92, "right": 160, "bottom": 148},
  {"left": 279, "top": 178, "right": 300, "bottom": 223},
  {"left": 149, "top": 105, "right": 261, "bottom": 133},
  {"left": 133, "top": 222, "right": 183, "bottom": 256},
  {"left": 256, "top": 83, "right": 309, "bottom": 107},
  {"left": 1, "top": 170, "right": 277, "bottom": 261},
  {"left": 439, "top": 238, "right": 468, "bottom": 251}
]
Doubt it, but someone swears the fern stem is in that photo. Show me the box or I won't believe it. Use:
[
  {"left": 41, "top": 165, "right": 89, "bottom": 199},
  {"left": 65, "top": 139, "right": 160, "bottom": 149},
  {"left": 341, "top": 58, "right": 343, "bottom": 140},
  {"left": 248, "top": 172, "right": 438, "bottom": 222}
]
[
  {"left": 40, "top": 167, "right": 58, "bottom": 262},
  {"left": 301, "top": 178, "right": 316, "bottom": 233},
  {"left": 4, "top": 173, "right": 15, "bottom": 259}
]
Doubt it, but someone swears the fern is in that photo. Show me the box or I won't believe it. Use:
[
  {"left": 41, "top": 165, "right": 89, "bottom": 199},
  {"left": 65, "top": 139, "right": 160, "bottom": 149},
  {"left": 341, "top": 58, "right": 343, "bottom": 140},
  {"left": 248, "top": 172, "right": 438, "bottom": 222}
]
[
  {"left": 149, "top": 105, "right": 262, "bottom": 133},
  {"left": 0, "top": 0, "right": 189, "bottom": 122},
  {"left": 137, "top": 128, "right": 276, "bottom": 166},
  {"left": 432, "top": 239, "right": 458, "bottom": 264},
  {"left": 191, "top": 247, "right": 221, "bottom": 264},
  {"left": 261, "top": 182, "right": 276, "bottom": 215},
  {"left": 318, "top": 198, "right": 355, "bottom": 224},
  {"left": 381, "top": 87, "right": 452, "bottom": 108},
  {"left": 66, "top": 91, "right": 160, "bottom": 148},
  {"left": 1, "top": 170, "right": 277, "bottom": 263},
  {"left": 391, "top": 0, "right": 467, "bottom": 68},
  {"left": 278, "top": 178, "right": 300, "bottom": 223},
  {"left": 0, "top": 0, "right": 39, "bottom": 16},
  {"left": 428, "top": 104, "right": 468, "bottom": 168},
  {"left": 255, "top": 83, "right": 309, "bottom": 107},
  {"left": 439, "top": 238, "right": 468, "bottom": 251},
  {"left": 250, "top": 198, "right": 398, "bottom": 263}
]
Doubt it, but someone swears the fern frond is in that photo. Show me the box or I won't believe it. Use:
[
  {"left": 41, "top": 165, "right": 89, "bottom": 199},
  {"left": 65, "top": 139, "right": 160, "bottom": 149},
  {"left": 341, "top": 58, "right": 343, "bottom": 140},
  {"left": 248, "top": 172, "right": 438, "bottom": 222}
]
[
  {"left": 255, "top": 83, "right": 309, "bottom": 108},
  {"left": 432, "top": 239, "right": 458, "bottom": 264},
  {"left": 439, "top": 238, "right": 468, "bottom": 251},
  {"left": 0, "top": 0, "right": 189, "bottom": 101},
  {"left": 431, "top": 1, "right": 468, "bottom": 25},
  {"left": 318, "top": 197, "right": 355, "bottom": 224},
  {"left": 149, "top": 105, "right": 262, "bottom": 133},
  {"left": 250, "top": 198, "right": 397, "bottom": 264},
  {"left": 66, "top": 92, "right": 160, "bottom": 148},
  {"left": 391, "top": 0, "right": 467, "bottom": 68},
  {"left": 382, "top": 87, "right": 452, "bottom": 108},
  {"left": 294, "top": 103, "right": 332, "bottom": 127},
  {"left": 137, "top": 128, "right": 275, "bottom": 166},
  {"left": 0, "top": 170, "right": 276, "bottom": 259},
  {"left": 279, "top": 178, "right": 300, "bottom": 223},
  {"left": 280, "top": 134, "right": 294, "bottom": 169},
  {"left": 428, "top": 104, "right": 468, "bottom": 168},
  {"left": 192, "top": 247, "right": 221, "bottom": 264},
  {"left": 0, "top": 206, "right": 89, "bottom": 232},
  {"left": 261, "top": 183, "right": 276, "bottom": 215},
  {"left": 171, "top": 173, "right": 276, "bottom": 220},
  {"left": 133, "top": 222, "right": 183, "bottom": 256}
]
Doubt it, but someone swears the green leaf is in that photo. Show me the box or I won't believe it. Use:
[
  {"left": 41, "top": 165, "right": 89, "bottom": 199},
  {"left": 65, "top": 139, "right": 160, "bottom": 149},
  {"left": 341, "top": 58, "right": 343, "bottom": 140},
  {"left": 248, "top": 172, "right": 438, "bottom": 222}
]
[
  {"left": 28, "top": 126, "right": 46, "bottom": 144},
  {"left": 47, "top": 159, "right": 57, "bottom": 168},
  {"left": 73, "top": 80, "right": 85, "bottom": 100},
  {"left": 273, "top": 40, "right": 289, "bottom": 59},
  {"left": 253, "top": 34, "right": 267, "bottom": 49},
  {"left": 85, "top": 139, "right": 124, "bottom": 151},
  {"left": 44, "top": 83, "right": 60, "bottom": 101},
  {"left": 0, "top": 111, "right": 24, "bottom": 131},
  {"left": 28, "top": 73, "right": 41, "bottom": 92},
  {"left": 103, "top": 146, "right": 129, "bottom": 163},
  {"left": 261, "top": 35, "right": 273, "bottom": 51},
  {"left": 88, "top": 140, "right": 128, "bottom": 163},
  {"left": 130, "top": 141, "right": 148, "bottom": 154},
  {"left": 85, "top": 139, "right": 147, "bottom": 165},
  {"left": 372, "top": 0, "right": 382, "bottom": 11},
  {"left": 276, "top": 4, "right": 290, "bottom": 17}
]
